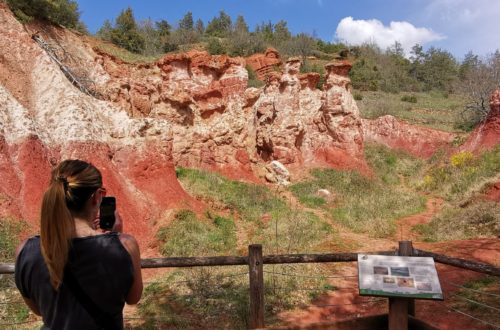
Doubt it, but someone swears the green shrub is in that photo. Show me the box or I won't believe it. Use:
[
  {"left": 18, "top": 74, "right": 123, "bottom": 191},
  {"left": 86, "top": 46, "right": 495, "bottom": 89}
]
[
  {"left": 401, "top": 94, "right": 417, "bottom": 103},
  {"left": 207, "top": 38, "right": 226, "bottom": 55},
  {"left": 246, "top": 65, "right": 264, "bottom": 88},
  {"left": 419, "top": 145, "right": 500, "bottom": 201},
  {"left": 353, "top": 92, "right": 363, "bottom": 101},
  {"left": 7, "top": 0, "right": 84, "bottom": 30}
]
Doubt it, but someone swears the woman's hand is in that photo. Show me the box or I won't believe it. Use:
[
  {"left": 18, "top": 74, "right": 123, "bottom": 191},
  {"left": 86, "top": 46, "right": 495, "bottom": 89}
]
[
  {"left": 112, "top": 210, "right": 123, "bottom": 233},
  {"left": 92, "top": 210, "right": 123, "bottom": 233}
]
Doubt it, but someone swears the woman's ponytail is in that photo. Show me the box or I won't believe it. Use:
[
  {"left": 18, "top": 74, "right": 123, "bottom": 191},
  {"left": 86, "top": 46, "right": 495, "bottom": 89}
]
[
  {"left": 40, "top": 160, "right": 102, "bottom": 290},
  {"left": 40, "top": 179, "right": 75, "bottom": 290}
]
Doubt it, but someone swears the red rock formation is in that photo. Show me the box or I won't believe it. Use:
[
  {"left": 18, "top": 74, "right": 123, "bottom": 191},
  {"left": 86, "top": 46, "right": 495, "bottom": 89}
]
[
  {"left": 461, "top": 89, "right": 500, "bottom": 153},
  {"left": 0, "top": 5, "right": 199, "bottom": 249},
  {"left": 245, "top": 48, "right": 282, "bottom": 80},
  {"left": 254, "top": 57, "right": 367, "bottom": 171},
  {"left": 362, "top": 116, "right": 456, "bottom": 158}
]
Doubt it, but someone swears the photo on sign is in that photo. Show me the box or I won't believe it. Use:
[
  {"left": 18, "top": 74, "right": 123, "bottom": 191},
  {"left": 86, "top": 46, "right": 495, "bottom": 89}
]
[
  {"left": 391, "top": 267, "right": 410, "bottom": 277},
  {"left": 383, "top": 277, "right": 397, "bottom": 287},
  {"left": 416, "top": 282, "right": 432, "bottom": 291},
  {"left": 397, "top": 277, "right": 415, "bottom": 288},
  {"left": 373, "top": 266, "right": 389, "bottom": 275}
]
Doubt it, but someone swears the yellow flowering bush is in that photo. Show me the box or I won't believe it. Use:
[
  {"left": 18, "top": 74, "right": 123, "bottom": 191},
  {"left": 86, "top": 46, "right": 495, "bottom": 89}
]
[{"left": 450, "top": 151, "right": 474, "bottom": 168}]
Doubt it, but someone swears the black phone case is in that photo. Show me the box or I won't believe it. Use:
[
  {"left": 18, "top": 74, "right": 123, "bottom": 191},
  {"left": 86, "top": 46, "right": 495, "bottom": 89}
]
[{"left": 99, "top": 197, "right": 116, "bottom": 230}]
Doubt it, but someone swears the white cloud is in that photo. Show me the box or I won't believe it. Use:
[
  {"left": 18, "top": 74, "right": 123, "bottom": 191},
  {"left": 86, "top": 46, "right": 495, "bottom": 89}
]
[
  {"left": 419, "top": 0, "right": 500, "bottom": 56},
  {"left": 335, "top": 17, "right": 445, "bottom": 55}
]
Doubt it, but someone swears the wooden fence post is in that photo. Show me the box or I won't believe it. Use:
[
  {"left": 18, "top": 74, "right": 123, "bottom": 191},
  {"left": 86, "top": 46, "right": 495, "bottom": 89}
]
[
  {"left": 249, "top": 244, "right": 264, "bottom": 329},
  {"left": 389, "top": 240, "right": 414, "bottom": 330}
]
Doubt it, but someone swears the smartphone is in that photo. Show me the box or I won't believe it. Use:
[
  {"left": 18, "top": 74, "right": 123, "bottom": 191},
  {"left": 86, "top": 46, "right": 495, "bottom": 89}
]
[{"left": 99, "top": 197, "right": 116, "bottom": 230}]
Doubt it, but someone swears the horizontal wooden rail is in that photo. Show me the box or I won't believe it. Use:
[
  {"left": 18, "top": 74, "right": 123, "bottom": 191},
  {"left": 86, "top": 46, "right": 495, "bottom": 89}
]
[
  {"left": 2, "top": 249, "right": 498, "bottom": 276},
  {"left": 0, "top": 263, "right": 14, "bottom": 274},
  {"left": 141, "top": 256, "right": 248, "bottom": 268},
  {"left": 414, "top": 249, "right": 500, "bottom": 277},
  {"left": 0, "top": 250, "right": 396, "bottom": 274}
]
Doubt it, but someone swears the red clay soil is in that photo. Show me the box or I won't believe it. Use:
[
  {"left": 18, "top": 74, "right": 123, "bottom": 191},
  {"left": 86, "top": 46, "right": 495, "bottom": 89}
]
[
  {"left": 461, "top": 89, "right": 500, "bottom": 154},
  {"left": 483, "top": 182, "right": 500, "bottom": 202},
  {"left": 277, "top": 197, "right": 499, "bottom": 330},
  {"left": 395, "top": 197, "right": 444, "bottom": 242}
]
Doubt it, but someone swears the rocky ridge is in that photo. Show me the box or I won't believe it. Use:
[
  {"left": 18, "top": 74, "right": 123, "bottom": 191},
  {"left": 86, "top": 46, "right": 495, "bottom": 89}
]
[{"left": 1, "top": 3, "right": 498, "bottom": 248}]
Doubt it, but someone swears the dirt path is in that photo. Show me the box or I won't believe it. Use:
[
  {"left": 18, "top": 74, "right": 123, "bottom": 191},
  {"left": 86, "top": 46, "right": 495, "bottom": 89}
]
[
  {"left": 394, "top": 197, "right": 444, "bottom": 242},
  {"left": 277, "top": 194, "right": 499, "bottom": 330}
]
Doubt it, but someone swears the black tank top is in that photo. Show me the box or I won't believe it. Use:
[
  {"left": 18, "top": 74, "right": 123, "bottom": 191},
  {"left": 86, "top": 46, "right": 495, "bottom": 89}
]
[{"left": 15, "top": 233, "right": 134, "bottom": 330}]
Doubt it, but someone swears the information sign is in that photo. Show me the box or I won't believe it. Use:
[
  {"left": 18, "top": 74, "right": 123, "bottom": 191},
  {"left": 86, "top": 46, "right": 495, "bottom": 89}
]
[{"left": 358, "top": 254, "right": 443, "bottom": 300}]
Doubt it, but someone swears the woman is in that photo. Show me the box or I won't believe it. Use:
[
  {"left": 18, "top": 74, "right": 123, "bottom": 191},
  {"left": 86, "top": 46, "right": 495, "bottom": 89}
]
[{"left": 15, "top": 160, "right": 143, "bottom": 329}]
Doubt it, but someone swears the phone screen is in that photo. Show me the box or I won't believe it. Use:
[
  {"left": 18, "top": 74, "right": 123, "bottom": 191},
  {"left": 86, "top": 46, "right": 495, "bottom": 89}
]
[{"left": 99, "top": 197, "right": 116, "bottom": 230}]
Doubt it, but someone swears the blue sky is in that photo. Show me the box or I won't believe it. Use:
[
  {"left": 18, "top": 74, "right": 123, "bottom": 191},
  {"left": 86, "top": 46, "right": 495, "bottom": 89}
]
[{"left": 76, "top": 0, "right": 499, "bottom": 59}]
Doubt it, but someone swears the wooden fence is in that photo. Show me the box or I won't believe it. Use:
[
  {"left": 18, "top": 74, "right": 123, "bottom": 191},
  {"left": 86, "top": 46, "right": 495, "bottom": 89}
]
[{"left": 1, "top": 240, "right": 499, "bottom": 329}]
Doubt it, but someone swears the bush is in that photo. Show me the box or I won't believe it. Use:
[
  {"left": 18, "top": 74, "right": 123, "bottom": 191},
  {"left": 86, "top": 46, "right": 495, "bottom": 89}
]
[
  {"left": 246, "top": 65, "right": 264, "bottom": 88},
  {"left": 401, "top": 94, "right": 417, "bottom": 103},
  {"left": 353, "top": 92, "right": 363, "bottom": 101},
  {"left": 450, "top": 151, "right": 474, "bottom": 168},
  {"left": 420, "top": 145, "right": 500, "bottom": 201},
  {"left": 7, "top": 0, "right": 85, "bottom": 31},
  {"left": 207, "top": 38, "right": 226, "bottom": 55}
]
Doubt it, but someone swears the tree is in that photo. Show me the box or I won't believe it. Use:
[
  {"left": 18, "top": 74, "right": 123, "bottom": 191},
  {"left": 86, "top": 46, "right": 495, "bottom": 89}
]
[
  {"left": 273, "top": 20, "right": 291, "bottom": 48},
  {"left": 234, "top": 15, "right": 249, "bottom": 34},
  {"left": 7, "top": 0, "right": 86, "bottom": 31},
  {"left": 156, "top": 19, "right": 171, "bottom": 37},
  {"left": 195, "top": 19, "right": 205, "bottom": 35},
  {"left": 459, "top": 51, "right": 479, "bottom": 80},
  {"left": 178, "top": 11, "right": 194, "bottom": 31},
  {"left": 255, "top": 21, "right": 273, "bottom": 42},
  {"left": 174, "top": 11, "right": 198, "bottom": 44},
  {"left": 457, "top": 51, "right": 500, "bottom": 126},
  {"left": 110, "top": 7, "right": 145, "bottom": 53},
  {"left": 96, "top": 19, "right": 113, "bottom": 40},
  {"left": 420, "top": 47, "right": 458, "bottom": 91},
  {"left": 138, "top": 19, "right": 162, "bottom": 56},
  {"left": 284, "top": 33, "right": 317, "bottom": 64},
  {"left": 206, "top": 10, "right": 232, "bottom": 37}
]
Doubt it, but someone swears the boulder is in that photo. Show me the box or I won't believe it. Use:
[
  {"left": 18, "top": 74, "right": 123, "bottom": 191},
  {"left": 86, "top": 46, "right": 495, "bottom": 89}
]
[{"left": 265, "top": 161, "right": 290, "bottom": 186}]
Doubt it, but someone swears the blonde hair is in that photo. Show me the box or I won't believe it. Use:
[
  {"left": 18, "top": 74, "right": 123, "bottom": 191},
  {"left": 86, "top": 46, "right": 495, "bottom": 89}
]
[{"left": 40, "top": 160, "right": 102, "bottom": 289}]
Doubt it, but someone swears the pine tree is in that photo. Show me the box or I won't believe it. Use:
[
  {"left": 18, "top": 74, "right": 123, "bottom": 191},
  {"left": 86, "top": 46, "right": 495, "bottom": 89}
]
[
  {"left": 179, "top": 11, "right": 194, "bottom": 31},
  {"left": 110, "top": 7, "right": 145, "bottom": 53}
]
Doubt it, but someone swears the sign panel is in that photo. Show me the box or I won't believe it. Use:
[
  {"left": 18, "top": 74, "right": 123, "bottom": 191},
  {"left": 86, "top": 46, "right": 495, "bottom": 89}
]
[{"left": 358, "top": 254, "right": 443, "bottom": 300}]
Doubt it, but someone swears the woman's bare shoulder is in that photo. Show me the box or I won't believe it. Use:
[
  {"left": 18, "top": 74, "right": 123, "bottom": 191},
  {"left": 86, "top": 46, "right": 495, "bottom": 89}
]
[{"left": 118, "top": 234, "right": 140, "bottom": 254}]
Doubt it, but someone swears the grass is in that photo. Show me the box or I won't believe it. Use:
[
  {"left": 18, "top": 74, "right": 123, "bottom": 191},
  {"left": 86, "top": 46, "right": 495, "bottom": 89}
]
[
  {"left": 134, "top": 263, "right": 332, "bottom": 329},
  {"left": 414, "top": 201, "right": 500, "bottom": 242},
  {"left": 419, "top": 146, "right": 500, "bottom": 202},
  {"left": 448, "top": 276, "right": 500, "bottom": 327},
  {"left": 356, "top": 90, "right": 467, "bottom": 132},
  {"left": 0, "top": 217, "right": 26, "bottom": 263},
  {"left": 93, "top": 40, "right": 162, "bottom": 64},
  {"left": 157, "top": 210, "right": 237, "bottom": 257},
  {"left": 138, "top": 169, "right": 338, "bottom": 328},
  {"left": 0, "top": 218, "right": 37, "bottom": 328},
  {"left": 289, "top": 144, "right": 426, "bottom": 237},
  {"left": 177, "top": 167, "right": 287, "bottom": 223}
]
